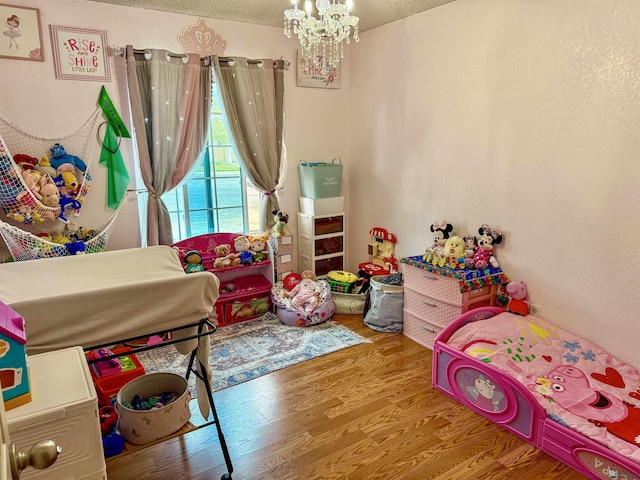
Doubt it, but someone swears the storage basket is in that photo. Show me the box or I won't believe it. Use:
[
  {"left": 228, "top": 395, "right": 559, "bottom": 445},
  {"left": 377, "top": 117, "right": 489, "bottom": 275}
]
[
  {"left": 115, "top": 372, "right": 191, "bottom": 445},
  {"left": 298, "top": 157, "right": 343, "bottom": 199},
  {"left": 327, "top": 270, "right": 358, "bottom": 293},
  {"left": 332, "top": 291, "right": 367, "bottom": 314},
  {"left": 364, "top": 275, "right": 404, "bottom": 333},
  {"left": 327, "top": 278, "right": 354, "bottom": 293}
]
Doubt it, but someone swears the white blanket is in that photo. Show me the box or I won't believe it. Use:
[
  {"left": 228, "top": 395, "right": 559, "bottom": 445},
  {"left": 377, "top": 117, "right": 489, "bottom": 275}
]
[{"left": 0, "top": 245, "right": 220, "bottom": 417}]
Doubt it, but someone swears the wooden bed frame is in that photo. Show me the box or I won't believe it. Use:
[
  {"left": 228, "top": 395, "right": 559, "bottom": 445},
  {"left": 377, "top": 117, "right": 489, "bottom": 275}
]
[{"left": 432, "top": 306, "right": 640, "bottom": 480}]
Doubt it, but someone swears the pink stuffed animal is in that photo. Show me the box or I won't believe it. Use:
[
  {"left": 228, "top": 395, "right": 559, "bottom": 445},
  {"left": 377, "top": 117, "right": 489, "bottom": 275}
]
[{"left": 506, "top": 281, "right": 529, "bottom": 316}]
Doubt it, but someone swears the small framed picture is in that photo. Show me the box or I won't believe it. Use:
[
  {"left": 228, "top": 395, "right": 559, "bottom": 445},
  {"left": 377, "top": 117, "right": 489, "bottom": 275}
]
[
  {"left": 296, "top": 50, "right": 340, "bottom": 89},
  {"left": 50, "top": 25, "right": 111, "bottom": 81},
  {"left": 0, "top": 3, "right": 44, "bottom": 61}
]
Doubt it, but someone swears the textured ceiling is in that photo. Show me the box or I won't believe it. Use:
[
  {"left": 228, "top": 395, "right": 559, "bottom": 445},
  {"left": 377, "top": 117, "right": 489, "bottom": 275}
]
[{"left": 87, "top": 0, "right": 457, "bottom": 33}]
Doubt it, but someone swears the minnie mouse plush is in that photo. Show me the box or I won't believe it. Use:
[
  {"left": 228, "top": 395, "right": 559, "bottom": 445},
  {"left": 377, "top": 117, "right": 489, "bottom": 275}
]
[
  {"left": 465, "top": 224, "right": 503, "bottom": 269},
  {"left": 423, "top": 220, "right": 454, "bottom": 263}
]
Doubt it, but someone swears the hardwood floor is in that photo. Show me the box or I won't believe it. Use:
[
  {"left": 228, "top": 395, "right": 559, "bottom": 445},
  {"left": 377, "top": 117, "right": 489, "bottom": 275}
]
[{"left": 105, "top": 314, "right": 587, "bottom": 480}]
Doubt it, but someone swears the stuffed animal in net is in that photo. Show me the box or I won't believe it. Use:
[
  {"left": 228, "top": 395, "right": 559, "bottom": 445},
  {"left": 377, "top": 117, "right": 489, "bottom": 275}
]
[
  {"left": 271, "top": 209, "right": 290, "bottom": 237},
  {"left": 39, "top": 181, "right": 62, "bottom": 220},
  {"left": 424, "top": 220, "right": 454, "bottom": 264},
  {"left": 464, "top": 224, "right": 503, "bottom": 269},
  {"left": 506, "top": 281, "right": 530, "bottom": 316},
  {"left": 49, "top": 143, "right": 88, "bottom": 174},
  {"left": 286, "top": 270, "right": 322, "bottom": 316}
]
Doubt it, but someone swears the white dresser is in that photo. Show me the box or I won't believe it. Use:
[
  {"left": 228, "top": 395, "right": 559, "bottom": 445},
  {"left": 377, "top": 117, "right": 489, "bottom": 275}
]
[{"left": 401, "top": 256, "right": 509, "bottom": 349}]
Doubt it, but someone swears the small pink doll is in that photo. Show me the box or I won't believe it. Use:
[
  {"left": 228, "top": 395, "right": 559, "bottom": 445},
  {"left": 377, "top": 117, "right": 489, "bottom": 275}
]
[{"left": 287, "top": 270, "right": 321, "bottom": 316}]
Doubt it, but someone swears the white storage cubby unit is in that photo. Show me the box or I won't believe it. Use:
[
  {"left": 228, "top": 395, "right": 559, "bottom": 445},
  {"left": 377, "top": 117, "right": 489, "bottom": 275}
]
[
  {"left": 297, "top": 212, "right": 345, "bottom": 278},
  {"left": 6, "top": 346, "right": 106, "bottom": 480}
]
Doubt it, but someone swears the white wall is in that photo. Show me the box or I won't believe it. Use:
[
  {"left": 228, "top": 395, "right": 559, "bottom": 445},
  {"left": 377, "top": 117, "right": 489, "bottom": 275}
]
[
  {"left": 348, "top": 0, "right": 640, "bottom": 367},
  {"left": 2, "top": 0, "right": 639, "bottom": 368},
  {"left": 0, "top": 0, "right": 350, "bottom": 250}
]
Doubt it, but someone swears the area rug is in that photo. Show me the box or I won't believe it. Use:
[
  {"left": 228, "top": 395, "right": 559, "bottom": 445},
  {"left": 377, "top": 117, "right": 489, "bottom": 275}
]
[{"left": 135, "top": 312, "right": 371, "bottom": 397}]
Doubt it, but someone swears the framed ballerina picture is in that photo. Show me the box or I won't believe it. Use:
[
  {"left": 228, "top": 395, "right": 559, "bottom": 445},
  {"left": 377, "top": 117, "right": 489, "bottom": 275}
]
[{"left": 0, "top": 3, "right": 43, "bottom": 61}]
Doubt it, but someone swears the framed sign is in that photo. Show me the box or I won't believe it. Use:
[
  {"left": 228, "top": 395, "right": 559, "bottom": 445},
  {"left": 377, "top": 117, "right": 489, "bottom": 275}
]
[
  {"left": 50, "top": 25, "right": 111, "bottom": 81},
  {"left": 296, "top": 50, "right": 340, "bottom": 89},
  {"left": 0, "top": 3, "right": 43, "bottom": 61}
]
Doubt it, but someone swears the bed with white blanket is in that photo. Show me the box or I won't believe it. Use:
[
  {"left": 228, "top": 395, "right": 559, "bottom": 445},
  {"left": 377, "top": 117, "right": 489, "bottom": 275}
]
[{"left": 433, "top": 306, "right": 640, "bottom": 480}]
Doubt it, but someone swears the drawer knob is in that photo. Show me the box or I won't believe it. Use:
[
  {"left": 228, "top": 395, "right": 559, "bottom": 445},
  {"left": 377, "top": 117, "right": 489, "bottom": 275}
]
[
  {"left": 422, "top": 300, "right": 437, "bottom": 307},
  {"left": 422, "top": 325, "right": 437, "bottom": 333},
  {"left": 423, "top": 273, "right": 438, "bottom": 280}
]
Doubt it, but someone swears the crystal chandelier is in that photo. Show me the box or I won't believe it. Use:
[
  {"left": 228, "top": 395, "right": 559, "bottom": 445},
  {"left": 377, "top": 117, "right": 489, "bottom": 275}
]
[{"left": 284, "top": 0, "right": 359, "bottom": 71}]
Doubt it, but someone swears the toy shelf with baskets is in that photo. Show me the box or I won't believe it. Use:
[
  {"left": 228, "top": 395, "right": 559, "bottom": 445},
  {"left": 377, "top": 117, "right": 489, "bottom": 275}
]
[
  {"left": 172, "top": 232, "right": 274, "bottom": 326},
  {"left": 216, "top": 274, "right": 272, "bottom": 325}
]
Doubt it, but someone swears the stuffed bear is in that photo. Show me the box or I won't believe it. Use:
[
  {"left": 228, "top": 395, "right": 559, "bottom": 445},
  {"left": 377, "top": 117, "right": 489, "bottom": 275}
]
[
  {"left": 213, "top": 244, "right": 240, "bottom": 269},
  {"left": 56, "top": 170, "right": 80, "bottom": 193},
  {"left": 437, "top": 235, "right": 466, "bottom": 268},
  {"left": 465, "top": 224, "right": 503, "bottom": 269},
  {"left": 424, "top": 220, "right": 453, "bottom": 264}
]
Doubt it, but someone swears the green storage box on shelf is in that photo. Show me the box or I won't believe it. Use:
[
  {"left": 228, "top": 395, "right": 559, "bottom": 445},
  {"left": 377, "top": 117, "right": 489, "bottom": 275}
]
[{"left": 298, "top": 157, "right": 343, "bottom": 199}]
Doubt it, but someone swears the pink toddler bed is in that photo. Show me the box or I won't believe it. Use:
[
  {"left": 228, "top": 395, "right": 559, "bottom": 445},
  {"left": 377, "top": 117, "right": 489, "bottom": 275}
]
[{"left": 433, "top": 306, "right": 640, "bottom": 480}]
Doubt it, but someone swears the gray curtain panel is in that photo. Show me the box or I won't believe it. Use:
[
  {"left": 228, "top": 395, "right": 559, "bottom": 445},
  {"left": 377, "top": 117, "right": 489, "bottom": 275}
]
[
  {"left": 213, "top": 56, "right": 288, "bottom": 233},
  {"left": 124, "top": 46, "right": 212, "bottom": 246}
]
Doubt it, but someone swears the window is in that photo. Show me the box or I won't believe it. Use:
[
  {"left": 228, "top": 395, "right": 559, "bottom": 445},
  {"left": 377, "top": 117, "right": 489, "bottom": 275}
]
[{"left": 163, "top": 85, "right": 260, "bottom": 242}]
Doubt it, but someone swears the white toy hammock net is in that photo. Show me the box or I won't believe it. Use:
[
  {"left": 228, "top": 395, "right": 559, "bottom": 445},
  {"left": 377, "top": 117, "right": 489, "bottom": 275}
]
[{"left": 0, "top": 109, "right": 118, "bottom": 260}]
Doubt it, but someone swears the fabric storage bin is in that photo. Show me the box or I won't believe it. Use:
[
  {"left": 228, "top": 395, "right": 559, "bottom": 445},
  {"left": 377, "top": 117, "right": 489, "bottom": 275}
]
[
  {"left": 116, "top": 372, "right": 191, "bottom": 445},
  {"left": 298, "top": 158, "right": 343, "bottom": 199},
  {"left": 333, "top": 291, "right": 367, "bottom": 314},
  {"left": 364, "top": 275, "right": 404, "bottom": 333}
]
